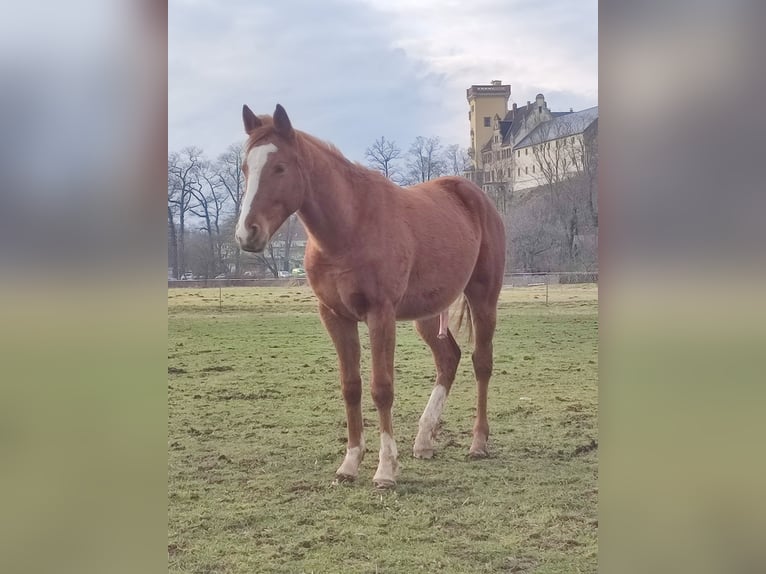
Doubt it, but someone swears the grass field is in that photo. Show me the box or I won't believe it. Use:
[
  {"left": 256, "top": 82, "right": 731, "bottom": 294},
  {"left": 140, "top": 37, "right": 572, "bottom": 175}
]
[{"left": 168, "top": 284, "right": 598, "bottom": 573}]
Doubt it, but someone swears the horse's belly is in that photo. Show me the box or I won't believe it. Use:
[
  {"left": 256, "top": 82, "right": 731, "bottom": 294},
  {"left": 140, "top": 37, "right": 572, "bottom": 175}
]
[{"left": 395, "top": 258, "right": 476, "bottom": 320}]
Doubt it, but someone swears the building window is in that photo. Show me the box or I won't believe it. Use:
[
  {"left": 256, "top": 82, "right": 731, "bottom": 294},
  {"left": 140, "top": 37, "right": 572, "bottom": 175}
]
[
  {"left": 538, "top": 106, "right": 542, "bottom": 113},
  {"left": 525, "top": 167, "right": 528, "bottom": 174},
  {"left": 532, "top": 165, "right": 535, "bottom": 173},
  {"left": 517, "top": 168, "right": 520, "bottom": 176},
  {"left": 525, "top": 149, "right": 528, "bottom": 156},
  {"left": 517, "top": 150, "right": 520, "bottom": 158},
  {"left": 484, "top": 116, "right": 491, "bottom": 127}
]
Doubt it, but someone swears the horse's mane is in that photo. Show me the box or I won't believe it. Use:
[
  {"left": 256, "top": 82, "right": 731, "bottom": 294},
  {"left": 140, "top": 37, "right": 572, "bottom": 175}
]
[
  {"left": 299, "top": 131, "right": 347, "bottom": 163},
  {"left": 244, "top": 116, "right": 393, "bottom": 189},
  {"left": 297, "top": 131, "right": 394, "bottom": 189}
]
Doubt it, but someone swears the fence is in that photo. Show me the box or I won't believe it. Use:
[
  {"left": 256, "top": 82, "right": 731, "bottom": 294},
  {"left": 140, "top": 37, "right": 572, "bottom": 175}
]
[
  {"left": 168, "top": 277, "right": 309, "bottom": 288},
  {"left": 168, "top": 271, "right": 596, "bottom": 290},
  {"left": 168, "top": 272, "right": 596, "bottom": 310}
]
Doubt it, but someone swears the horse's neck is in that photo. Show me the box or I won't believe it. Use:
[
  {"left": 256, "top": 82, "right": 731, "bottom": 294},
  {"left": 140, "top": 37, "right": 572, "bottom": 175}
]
[{"left": 297, "top": 138, "right": 369, "bottom": 253}]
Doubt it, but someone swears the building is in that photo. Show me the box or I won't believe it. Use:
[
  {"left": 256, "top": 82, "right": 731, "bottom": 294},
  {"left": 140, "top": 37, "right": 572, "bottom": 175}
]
[{"left": 464, "top": 81, "right": 598, "bottom": 211}]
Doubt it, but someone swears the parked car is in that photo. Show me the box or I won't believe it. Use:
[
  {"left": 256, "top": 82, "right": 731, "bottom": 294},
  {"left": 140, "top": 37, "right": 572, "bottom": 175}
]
[
  {"left": 278, "top": 271, "right": 291, "bottom": 278},
  {"left": 215, "top": 273, "right": 227, "bottom": 279},
  {"left": 181, "top": 272, "right": 194, "bottom": 280},
  {"left": 291, "top": 267, "right": 306, "bottom": 277}
]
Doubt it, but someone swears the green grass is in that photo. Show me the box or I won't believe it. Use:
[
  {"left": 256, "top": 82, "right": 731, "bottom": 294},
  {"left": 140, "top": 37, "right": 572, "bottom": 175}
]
[{"left": 168, "top": 284, "right": 598, "bottom": 573}]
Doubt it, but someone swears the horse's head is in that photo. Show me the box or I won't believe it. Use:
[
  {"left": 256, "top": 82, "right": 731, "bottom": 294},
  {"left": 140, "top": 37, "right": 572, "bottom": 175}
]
[{"left": 235, "top": 104, "right": 306, "bottom": 253}]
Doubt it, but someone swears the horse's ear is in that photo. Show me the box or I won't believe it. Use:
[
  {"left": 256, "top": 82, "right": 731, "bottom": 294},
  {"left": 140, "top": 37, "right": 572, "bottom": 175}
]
[
  {"left": 273, "top": 104, "right": 294, "bottom": 140},
  {"left": 243, "top": 105, "right": 262, "bottom": 134}
]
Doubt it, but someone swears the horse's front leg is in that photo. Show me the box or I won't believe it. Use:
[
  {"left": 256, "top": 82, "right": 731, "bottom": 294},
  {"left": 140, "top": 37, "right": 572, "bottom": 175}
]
[
  {"left": 366, "top": 304, "right": 399, "bottom": 489},
  {"left": 318, "top": 304, "right": 365, "bottom": 482}
]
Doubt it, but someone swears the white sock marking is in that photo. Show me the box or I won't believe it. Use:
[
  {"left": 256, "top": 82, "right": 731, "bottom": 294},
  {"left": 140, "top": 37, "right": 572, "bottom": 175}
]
[
  {"left": 419, "top": 384, "right": 448, "bottom": 434},
  {"left": 374, "top": 431, "right": 399, "bottom": 483},
  {"left": 337, "top": 436, "right": 365, "bottom": 477}
]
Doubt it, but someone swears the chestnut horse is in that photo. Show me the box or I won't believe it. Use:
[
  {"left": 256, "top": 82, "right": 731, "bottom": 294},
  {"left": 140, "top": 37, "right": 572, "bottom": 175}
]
[{"left": 236, "top": 104, "right": 505, "bottom": 489}]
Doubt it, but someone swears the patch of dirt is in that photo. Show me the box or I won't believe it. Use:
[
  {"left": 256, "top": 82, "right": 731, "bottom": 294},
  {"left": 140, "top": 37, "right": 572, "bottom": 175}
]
[
  {"left": 565, "top": 403, "right": 585, "bottom": 412},
  {"left": 215, "top": 389, "right": 280, "bottom": 400},
  {"left": 505, "top": 556, "right": 538, "bottom": 573},
  {"left": 201, "top": 365, "right": 234, "bottom": 373},
  {"left": 288, "top": 481, "right": 322, "bottom": 492},
  {"left": 168, "top": 366, "right": 187, "bottom": 374},
  {"left": 573, "top": 438, "right": 598, "bottom": 456},
  {"left": 168, "top": 543, "right": 182, "bottom": 557}
]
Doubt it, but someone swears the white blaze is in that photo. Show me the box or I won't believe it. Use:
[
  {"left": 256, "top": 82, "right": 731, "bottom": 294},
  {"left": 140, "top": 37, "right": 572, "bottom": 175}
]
[{"left": 235, "top": 143, "right": 278, "bottom": 244}]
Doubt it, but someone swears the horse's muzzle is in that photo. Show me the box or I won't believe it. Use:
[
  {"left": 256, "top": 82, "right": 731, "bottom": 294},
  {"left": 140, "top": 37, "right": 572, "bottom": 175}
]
[
  {"left": 237, "top": 236, "right": 267, "bottom": 253},
  {"left": 235, "top": 227, "right": 268, "bottom": 253}
]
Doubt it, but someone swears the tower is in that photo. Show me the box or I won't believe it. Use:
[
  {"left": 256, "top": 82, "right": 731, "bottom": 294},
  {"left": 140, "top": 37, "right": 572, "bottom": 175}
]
[{"left": 466, "top": 80, "right": 511, "bottom": 170}]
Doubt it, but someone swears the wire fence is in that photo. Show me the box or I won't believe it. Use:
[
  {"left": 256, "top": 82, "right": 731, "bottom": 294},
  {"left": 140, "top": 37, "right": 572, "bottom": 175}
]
[
  {"left": 168, "top": 272, "right": 597, "bottom": 309},
  {"left": 168, "top": 271, "right": 597, "bottom": 290}
]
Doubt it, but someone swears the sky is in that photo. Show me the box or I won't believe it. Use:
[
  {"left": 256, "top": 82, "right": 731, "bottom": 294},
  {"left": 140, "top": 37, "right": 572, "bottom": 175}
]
[{"left": 169, "top": 0, "right": 597, "bottom": 163}]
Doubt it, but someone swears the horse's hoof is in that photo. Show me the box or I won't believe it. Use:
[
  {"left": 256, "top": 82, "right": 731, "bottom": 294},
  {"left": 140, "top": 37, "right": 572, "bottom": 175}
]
[
  {"left": 332, "top": 472, "right": 356, "bottom": 485},
  {"left": 413, "top": 447, "right": 434, "bottom": 459},
  {"left": 373, "top": 478, "right": 396, "bottom": 490},
  {"left": 468, "top": 449, "right": 489, "bottom": 459}
]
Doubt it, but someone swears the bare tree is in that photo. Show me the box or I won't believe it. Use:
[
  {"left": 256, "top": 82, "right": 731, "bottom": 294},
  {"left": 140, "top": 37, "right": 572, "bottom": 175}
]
[
  {"left": 403, "top": 136, "right": 445, "bottom": 184},
  {"left": 365, "top": 136, "right": 402, "bottom": 181},
  {"left": 168, "top": 147, "right": 204, "bottom": 278},
  {"left": 506, "top": 195, "right": 557, "bottom": 272},
  {"left": 168, "top": 171, "right": 179, "bottom": 279},
  {"left": 189, "top": 159, "right": 230, "bottom": 278},
  {"left": 576, "top": 121, "right": 598, "bottom": 228},
  {"left": 530, "top": 121, "right": 585, "bottom": 266},
  {"left": 216, "top": 143, "right": 246, "bottom": 274},
  {"left": 443, "top": 144, "right": 471, "bottom": 176},
  {"left": 253, "top": 214, "right": 301, "bottom": 278}
]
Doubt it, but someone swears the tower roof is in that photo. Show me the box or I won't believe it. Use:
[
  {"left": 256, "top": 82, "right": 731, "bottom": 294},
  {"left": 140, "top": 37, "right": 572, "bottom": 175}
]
[{"left": 466, "top": 82, "right": 511, "bottom": 102}]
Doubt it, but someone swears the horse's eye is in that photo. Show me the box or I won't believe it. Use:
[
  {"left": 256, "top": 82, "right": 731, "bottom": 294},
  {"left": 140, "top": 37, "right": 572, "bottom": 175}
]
[{"left": 274, "top": 164, "right": 286, "bottom": 174}]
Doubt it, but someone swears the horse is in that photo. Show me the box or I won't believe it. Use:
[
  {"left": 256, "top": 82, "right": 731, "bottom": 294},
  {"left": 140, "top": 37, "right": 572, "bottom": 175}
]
[{"left": 236, "top": 104, "right": 505, "bottom": 489}]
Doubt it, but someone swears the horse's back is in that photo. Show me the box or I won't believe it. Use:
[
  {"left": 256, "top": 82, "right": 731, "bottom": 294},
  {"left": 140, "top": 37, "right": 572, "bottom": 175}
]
[
  {"left": 389, "top": 176, "right": 505, "bottom": 319},
  {"left": 406, "top": 176, "right": 504, "bottom": 246},
  {"left": 424, "top": 176, "right": 506, "bottom": 296}
]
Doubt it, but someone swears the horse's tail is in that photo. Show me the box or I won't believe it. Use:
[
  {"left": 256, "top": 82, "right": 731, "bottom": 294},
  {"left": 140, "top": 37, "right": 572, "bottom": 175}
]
[{"left": 456, "top": 295, "right": 473, "bottom": 344}]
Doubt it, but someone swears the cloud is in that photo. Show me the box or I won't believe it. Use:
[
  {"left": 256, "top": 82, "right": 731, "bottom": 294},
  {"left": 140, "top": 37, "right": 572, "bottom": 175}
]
[{"left": 169, "top": 0, "right": 597, "bottom": 162}]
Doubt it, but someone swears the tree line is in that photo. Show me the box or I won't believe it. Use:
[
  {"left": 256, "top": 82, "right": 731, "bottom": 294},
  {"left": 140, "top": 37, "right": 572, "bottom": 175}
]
[
  {"left": 167, "top": 144, "right": 301, "bottom": 280},
  {"left": 167, "top": 135, "right": 471, "bottom": 279},
  {"left": 168, "top": 125, "right": 597, "bottom": 279},
  {"left": 365, "top": 136, "right": 471, "bottom": 185},
  {"left": 504, "top": 120, "right": 598, "bottom": 272}
]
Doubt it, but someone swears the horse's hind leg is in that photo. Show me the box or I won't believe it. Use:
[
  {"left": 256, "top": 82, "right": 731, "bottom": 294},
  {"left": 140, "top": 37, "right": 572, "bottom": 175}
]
[
  {"left": 412, "top": 315, "right": 461, "bottom": 458},
  {"left": 464, "top": 270, "right": 502, "bottom": 458},
  {"left": 465, "top": 300, "right": 496, "bottom": 458}
]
